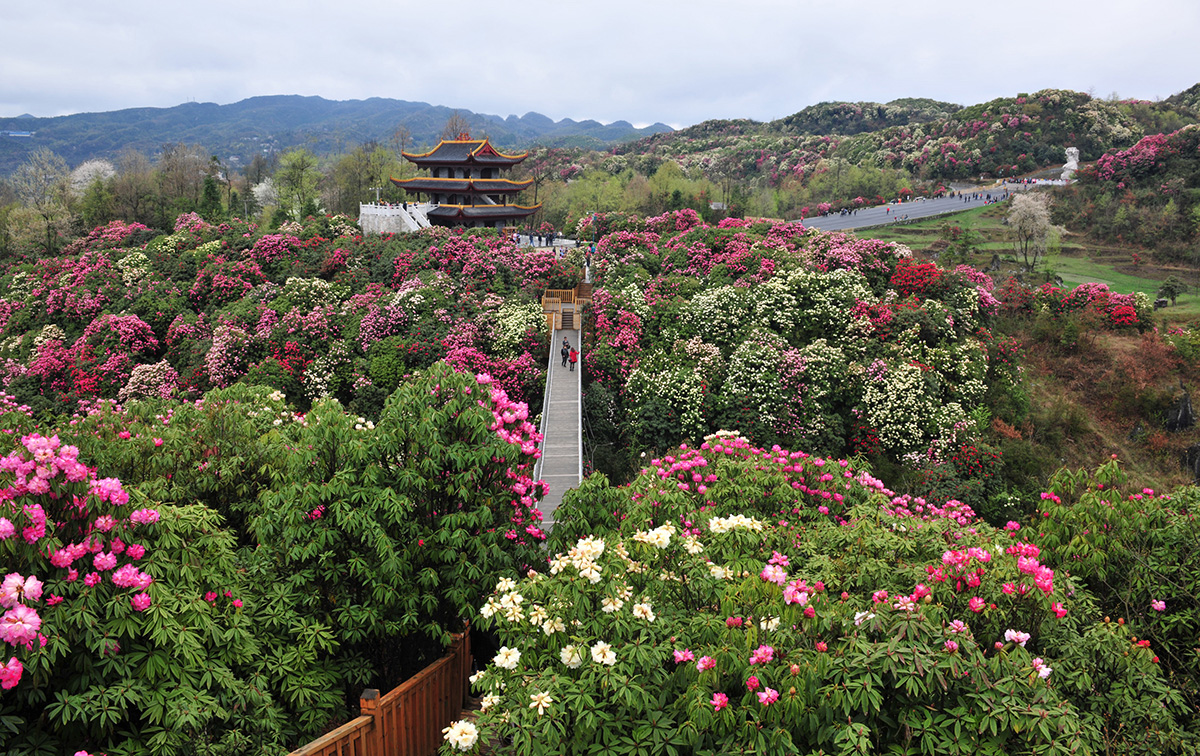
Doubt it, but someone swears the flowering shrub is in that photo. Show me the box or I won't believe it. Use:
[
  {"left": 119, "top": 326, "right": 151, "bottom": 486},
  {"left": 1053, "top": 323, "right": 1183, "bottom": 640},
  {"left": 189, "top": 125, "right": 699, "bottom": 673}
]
[{"left": 445, "top": 437, "right": 1189, "bottom": 755}]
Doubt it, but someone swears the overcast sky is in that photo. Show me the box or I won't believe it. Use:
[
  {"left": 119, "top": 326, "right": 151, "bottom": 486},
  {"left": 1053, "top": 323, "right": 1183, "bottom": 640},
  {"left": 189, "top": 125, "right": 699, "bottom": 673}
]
[{"left": 3, "top": 0, "right": 1198, "bottom": 128}]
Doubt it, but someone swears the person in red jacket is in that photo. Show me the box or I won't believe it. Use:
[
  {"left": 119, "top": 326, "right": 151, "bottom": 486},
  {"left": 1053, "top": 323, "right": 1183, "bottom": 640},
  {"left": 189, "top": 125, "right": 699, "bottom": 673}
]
[{"left": 569, "top": 348, "right": 578, "bottom": 372}]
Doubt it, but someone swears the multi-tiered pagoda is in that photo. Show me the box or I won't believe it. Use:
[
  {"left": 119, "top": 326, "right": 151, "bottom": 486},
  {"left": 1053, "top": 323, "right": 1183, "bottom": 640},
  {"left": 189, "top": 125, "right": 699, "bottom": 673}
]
[{"left": 391, "top": 134, "right": 540, "bottom": 228}]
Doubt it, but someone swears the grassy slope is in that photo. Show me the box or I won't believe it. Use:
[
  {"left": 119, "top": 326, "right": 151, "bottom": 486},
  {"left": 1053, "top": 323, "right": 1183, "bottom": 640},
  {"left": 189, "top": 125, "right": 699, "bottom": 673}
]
[{"left": 859, "top": 201, "right": 1200, "bottom": 491}]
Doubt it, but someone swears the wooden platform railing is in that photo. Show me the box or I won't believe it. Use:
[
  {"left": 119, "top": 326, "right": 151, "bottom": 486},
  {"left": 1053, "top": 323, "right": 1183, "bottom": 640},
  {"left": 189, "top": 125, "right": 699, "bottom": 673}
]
[
  {"left": 289, "top": 630, "right": 472, "bottom": 756},
  {"left": 541, "top": 284, "right": 592, "bottom": 332}
]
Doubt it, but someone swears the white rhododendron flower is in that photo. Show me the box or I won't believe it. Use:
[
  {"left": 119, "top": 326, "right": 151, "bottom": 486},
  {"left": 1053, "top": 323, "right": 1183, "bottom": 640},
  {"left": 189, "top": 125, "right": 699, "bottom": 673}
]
[
  {"left": 708, "top": 514, "right": 765, "bottom": 533},
  {"left": 541, "top": 617, "right": 565, "bottom": 635},
  {"left": 632, "top": 602, "right": 656, "bottom": 622},
  {"left": 495, "top": 577, "right": 516, "bottom": 593},
  {"left": 601, "top": 596, "right": 624, "bottom": 613},
  {"left": 493, "top": 646, "right": 521, "bottom": 670},
  {"left": 561, "top": 645, "right": 584, "bottom": 668},
  {"left": 442, "top": 720, "right": 479, "bottom": 751},
  {"left": 480, "top": 693, "right": 500, "bottom": 711},
  {"left": 709, "top": 564, "right": 731, "bottom": 579},
  {"left": 528, "top": 605, "right": 548, "bottom": 625},
  {"left": 591, "top": 640, "right": 617, "bottom": 666},
  {"left": 530, "top": 690, "right": 554, "bottom": 715},
  {"left": 578, "top": 563, "right": 603, "bottom": 583}
]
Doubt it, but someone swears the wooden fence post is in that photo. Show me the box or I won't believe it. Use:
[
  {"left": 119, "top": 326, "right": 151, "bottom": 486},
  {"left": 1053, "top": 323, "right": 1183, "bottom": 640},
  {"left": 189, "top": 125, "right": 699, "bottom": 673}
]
[{"left": 360, "top": 688, "right": 381, "bottom": 756}]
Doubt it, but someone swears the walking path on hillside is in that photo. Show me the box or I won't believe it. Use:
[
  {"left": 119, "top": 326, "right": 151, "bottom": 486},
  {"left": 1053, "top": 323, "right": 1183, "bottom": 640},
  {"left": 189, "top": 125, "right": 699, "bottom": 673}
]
[{"left": 799, "top": 180, "right": 1064, "bottom": 233}]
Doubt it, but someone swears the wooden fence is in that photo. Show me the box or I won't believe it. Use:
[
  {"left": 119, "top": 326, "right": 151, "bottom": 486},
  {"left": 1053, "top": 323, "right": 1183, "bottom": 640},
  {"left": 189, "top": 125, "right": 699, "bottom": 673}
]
[{"left": 289, "top": 630, "right": 472, "bottom": 756}]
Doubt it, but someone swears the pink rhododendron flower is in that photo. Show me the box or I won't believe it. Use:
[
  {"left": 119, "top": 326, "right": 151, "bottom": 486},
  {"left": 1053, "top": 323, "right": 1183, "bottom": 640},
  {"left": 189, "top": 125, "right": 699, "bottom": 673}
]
[
  {"left": 944, "top": 640, "right": 959, "bottom": 653},
  {"left": 757, "top": 687, "right": 779, "bottom": 706},
  {"left": 130, "top": 593, "right": 152, "bottom": 612},
  {"left": 745, "top": 675, "right": 760, "bottom": 691},
  {"left": 1004, "top": 629, "right": 1031, "bottom": 647},
  {"left": 710, "top": 692, "right": 728, "bottom": 711},
  {"left": 1051, "top": 602, "right": 1067, "bottom": 618},
  {"left": 1, "top": 574, "right": 42, "bottom": 607},
  {"left": 760, "top": 564, "right": 787, "bottom": 585},
  {"left": 232, "top": 599, "right": 243, "bottom": 608},
  {"left": 0, "top": 518, "right": 13, "bottom": 540},
  {"left": 696, "top": 656, "right": 716, "bottom": 672},
  {"left": 804, "top": 606, "right": 816, "bottom": 618},
  {"left": 1152, "top": 600, "right": 1166, "bottom": 612},
  {"left": 749, "top": 645, "right": 774, "bottom": 665},
  {"left": 968, "top": 597, "right": 985, "bottom": 613},
  {"left": 0, "top": 656, "right": 22, "bottom": 689},
  {"left": 129, "top": 508, "right": 160, "bottom": 525},
  {"left": 673, "top": 649, "right": 695, "bottom": 663},
  {"left": 93, "top": 552, "right": 117, "bottom": 571},
  {"left": 1, "top": 604, "right": 42, "bottom": 646}
]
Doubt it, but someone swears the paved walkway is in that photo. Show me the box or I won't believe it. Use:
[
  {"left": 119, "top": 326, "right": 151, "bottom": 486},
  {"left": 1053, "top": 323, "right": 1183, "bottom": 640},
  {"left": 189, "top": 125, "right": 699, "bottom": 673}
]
[{"left": 535, "top": 328, "right": 582, "bottom": 529}]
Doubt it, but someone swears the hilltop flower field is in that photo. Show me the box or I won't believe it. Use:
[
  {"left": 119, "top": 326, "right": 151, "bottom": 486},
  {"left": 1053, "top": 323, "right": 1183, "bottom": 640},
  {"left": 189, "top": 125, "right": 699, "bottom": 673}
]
[{"left": 0, "top": 209, "right": 1191, "bottom": 756}]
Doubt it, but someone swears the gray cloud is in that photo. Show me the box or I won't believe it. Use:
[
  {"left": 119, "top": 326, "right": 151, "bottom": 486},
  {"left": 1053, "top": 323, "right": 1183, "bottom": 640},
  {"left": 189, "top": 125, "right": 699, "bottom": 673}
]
[{"left": 2, "top": 0, "right": 1197, "bottom": 126}]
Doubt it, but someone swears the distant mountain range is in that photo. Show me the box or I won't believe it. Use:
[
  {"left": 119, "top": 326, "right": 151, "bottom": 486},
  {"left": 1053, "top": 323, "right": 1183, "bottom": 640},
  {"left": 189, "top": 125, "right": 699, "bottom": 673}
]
[{"left": 0, "top": 95, "right": 674, "bottom": 174}]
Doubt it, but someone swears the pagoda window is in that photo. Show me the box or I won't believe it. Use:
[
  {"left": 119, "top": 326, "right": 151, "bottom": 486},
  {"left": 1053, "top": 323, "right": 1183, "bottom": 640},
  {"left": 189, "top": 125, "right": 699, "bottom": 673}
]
[{"left": 482, "top": 168, "right": 492, "bottom": 179}]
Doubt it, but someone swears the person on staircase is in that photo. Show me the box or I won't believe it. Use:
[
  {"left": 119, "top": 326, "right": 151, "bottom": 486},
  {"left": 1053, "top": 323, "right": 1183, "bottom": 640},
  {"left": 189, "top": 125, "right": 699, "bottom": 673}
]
[
  {"left": 561, "top": 340, "right": 570, "bottom": 367},
  {"left": 569, "top": 348, "right": 578, "bottom": 372}
]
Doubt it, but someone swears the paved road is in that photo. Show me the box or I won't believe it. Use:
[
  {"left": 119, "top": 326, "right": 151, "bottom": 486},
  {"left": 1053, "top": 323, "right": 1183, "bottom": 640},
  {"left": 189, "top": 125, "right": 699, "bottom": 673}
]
[{"left": 799, "top": 180, "right": 1065, "bottom": 233}]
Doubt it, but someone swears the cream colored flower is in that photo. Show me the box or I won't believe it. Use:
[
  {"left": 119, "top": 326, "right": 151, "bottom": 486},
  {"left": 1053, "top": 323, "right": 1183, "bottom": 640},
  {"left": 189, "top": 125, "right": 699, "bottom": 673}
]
[
  {"left": 578, "top": 563, "right": 602, "bottom": 583},
  {"left": 601, "top": 596, "right": 624, "bottom": 613},
  {"left": 442, "top": 720, "right": 479, "bottom": 751},
  {"left": 529, "top": 690, "right": 554, "bottom": 716},
  {"left": 480, "top": 693, "right": 500, "bottom": 711},
  {"left": 493, "top": 646, "right": 521, "bottom": 670},
  {"left": 528, "top": 605, "right": 549, "bottom": 625},
  {"left": 561, "top": 644, "right": 583, "bottom": 668},
  {"left": 496, "top": 577, "right": 517, "bottom": 593},
  {"left": 591, "top": 641, "right": 617, "bottom": 666},
  {"left": 632, "top": 602, "right": 656, "bottom": 622},
  {"left": 541, "top": 617, "right": 566, "bottom": 635}
]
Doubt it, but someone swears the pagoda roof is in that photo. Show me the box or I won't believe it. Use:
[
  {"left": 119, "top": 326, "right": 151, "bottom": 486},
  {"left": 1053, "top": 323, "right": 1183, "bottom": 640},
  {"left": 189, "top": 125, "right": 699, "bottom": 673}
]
[
  {"left": 403, "top": 138, "right": 528, "bottom": 167},
  {"left": 390, "top": 176, "right": 534, "bottom": 193},
  {"left": 426, "top": 204, "right": 541, "bottom": 221}
]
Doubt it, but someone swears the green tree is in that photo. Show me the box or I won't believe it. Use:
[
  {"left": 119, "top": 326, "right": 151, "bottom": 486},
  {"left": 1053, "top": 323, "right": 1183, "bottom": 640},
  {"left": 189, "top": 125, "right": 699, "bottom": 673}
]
[
  {"left": 1158, "top": 275, "right": 1189, "bottom": 305},
  {"left": 198, "top": 174, "right": 225, "bottom": 222},
  {"left": 275, "top": 148, "right": 321, "bottom": 221},
  {"left": 10, "top": 147, "right": 72, "bottom": 253},
  {"left": 1009, "top": 192, "right": 1058, "bottom": 270},
  {"left": 78, "top": 177, "right": 117, "bottom": 229}
]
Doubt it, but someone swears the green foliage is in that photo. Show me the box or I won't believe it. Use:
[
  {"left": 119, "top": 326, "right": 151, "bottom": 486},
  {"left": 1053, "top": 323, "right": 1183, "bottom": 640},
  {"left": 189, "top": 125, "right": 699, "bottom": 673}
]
[
  {"left": 250, "top": 364, "right": 545, "bottom": 688},
  {"left": 456, "top": 442, "right": 1193, "bottom": 756}
]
